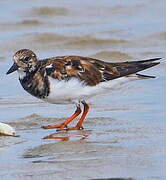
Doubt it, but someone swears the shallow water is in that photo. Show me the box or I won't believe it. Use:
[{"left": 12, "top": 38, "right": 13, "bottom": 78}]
[{"left": 0, "top": 0, "right": 166, "bottom": 180}]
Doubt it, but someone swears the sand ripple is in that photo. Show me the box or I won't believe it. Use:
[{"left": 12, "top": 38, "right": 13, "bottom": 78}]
[
  {"left": 17, "top": 19, "right": 42, "bottom": 26},
  {"left": 29, "top": 7, "right": 69, "bottom": 17},
  {"left": 91, "top": 51, "right": 132, "bottom": 60}
]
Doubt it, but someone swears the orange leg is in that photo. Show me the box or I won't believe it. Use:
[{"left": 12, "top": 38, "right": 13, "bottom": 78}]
[
  {"left": 42, "top": 105, "right": 82, "bottom": 130},
  {"left": 67, "top": 101, "right": 90, "bottom": 130}
]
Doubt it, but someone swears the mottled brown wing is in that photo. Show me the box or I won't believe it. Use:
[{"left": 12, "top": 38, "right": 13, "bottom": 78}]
[
  {"left": 43, "top": 56, "right": 104, "bottom": 86},
  {"left": 42, "top": 56, "right": 160, "bottom": 86}
]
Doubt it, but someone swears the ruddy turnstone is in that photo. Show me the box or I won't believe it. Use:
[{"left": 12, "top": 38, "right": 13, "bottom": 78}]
[{"left": 6, "top": 49, "right": 160, "bottom": 130}]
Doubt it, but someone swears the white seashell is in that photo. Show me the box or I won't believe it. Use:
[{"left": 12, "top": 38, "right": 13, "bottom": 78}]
[{"left": 0, "top": 122, "right": 16, "bottom": 136}]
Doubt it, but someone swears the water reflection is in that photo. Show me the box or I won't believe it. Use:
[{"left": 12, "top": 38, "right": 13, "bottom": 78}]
[{"left": 43, "top": 130, "right": 90, "bottom": 141}]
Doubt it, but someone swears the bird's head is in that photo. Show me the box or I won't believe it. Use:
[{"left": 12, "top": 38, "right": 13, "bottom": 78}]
[{"left": 6, "top": 49, "right": 38, "bottom": 76}]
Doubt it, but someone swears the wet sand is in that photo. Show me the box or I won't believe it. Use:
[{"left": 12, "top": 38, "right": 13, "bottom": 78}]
[{"left": 0, "top": 0, "right": 166, "bottom": 179}]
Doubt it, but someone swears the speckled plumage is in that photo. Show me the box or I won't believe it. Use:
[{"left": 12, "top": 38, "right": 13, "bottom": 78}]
[{"left": 6, "top": 49, "right": 160, "bottom": 131}]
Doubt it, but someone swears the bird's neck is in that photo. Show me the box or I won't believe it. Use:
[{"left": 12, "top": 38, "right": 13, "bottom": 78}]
[{"left": 19, "top": 66, "right": 50, "bottom": 99}]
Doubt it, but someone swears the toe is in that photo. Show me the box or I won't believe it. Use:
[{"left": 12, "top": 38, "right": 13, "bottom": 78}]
[
  {"left": 66, "top": 126, "right": 84, "bottom": 130},
  {"left": 42, "top": 123, "right": 67, "bottom": 129}
]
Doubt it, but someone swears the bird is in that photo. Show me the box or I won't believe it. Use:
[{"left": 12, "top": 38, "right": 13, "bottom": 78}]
[{"left": 6, "top": 49, "right": 160, "bottom": 131}]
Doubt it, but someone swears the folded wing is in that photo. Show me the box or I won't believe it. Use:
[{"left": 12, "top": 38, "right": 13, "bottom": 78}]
[{"left": 43, "top": 56, "right": 160, "bottom": 86}]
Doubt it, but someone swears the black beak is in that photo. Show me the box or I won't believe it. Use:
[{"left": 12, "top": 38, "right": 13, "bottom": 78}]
[{"left": 6, "top": 63, "right": 19, "bottom": 74}]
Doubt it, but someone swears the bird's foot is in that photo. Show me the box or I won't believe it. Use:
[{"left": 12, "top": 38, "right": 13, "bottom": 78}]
[
  {"left": 42, "top": 123, "right": 84, "bottom": 131},
  {"left": 66, "top": 125, "right": 84, "bottom": 131},
  {"left": 42, "top": 123, "right": 67, "bottom": 129}
]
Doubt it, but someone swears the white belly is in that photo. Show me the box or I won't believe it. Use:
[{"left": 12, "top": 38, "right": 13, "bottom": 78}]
[{"left": 44, "top": 76, "right": 138, "bottom": 104}]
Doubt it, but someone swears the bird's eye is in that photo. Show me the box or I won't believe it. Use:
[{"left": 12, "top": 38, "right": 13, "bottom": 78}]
[
  {"left": 65, "top": 61, "right": 72, "bottom": 66},
  {"left": 23, "top": 56, "right": 30, "bottom": 62}
]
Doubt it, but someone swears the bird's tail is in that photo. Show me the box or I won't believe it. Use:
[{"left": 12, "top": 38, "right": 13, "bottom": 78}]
[
  {"left": 135, "top": 73, "right": 156, "bottom": 79},
  {"left": 104, "top": 58, "right": 161, "bottom": 81},
  {"left": 129, "top": 58, "right": 161, "bottom": 69},
  {"left": 127, "top": 58, "right": 161, "bottom": 78}
]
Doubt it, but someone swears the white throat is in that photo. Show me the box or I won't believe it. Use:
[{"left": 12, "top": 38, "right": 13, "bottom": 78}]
[{"left": 17, "top": 68, "right": 26, "bottom": 79}]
